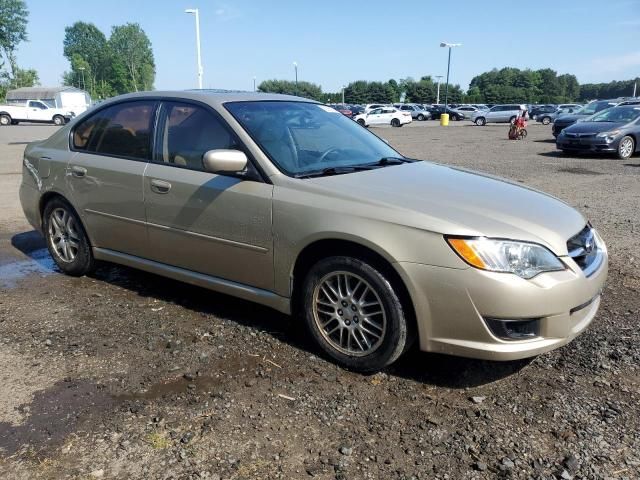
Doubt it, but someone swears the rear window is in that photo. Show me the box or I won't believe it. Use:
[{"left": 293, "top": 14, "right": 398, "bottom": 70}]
[{"left": 73, "top": 101, "right": 156, "bottom": 160}]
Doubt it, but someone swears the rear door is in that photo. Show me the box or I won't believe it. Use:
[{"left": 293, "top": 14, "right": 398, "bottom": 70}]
[
  {"left": 66, "top": 100, "right": 155, "bottom": 257},
  {"left": 143, "top": 101, "right": 274, "bottom": 290}
]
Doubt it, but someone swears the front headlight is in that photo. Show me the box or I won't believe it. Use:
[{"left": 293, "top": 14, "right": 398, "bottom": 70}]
[
  {"left": 596, "top": 129, "right": 620, "bottom": 139},
  {"left": 446, "top": 237, "right": 565, "bottom": 279}
]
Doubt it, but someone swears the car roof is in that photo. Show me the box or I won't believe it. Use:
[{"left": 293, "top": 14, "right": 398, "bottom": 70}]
[{"left": 97, "top": 90, "right": 319, "bottom": 109}]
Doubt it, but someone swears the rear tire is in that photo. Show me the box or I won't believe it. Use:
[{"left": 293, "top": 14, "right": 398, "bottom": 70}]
[
  {"left": 475, "top": 117, "right": 486, "bottom": 126},
  {"left": 356, "top": 118, "right": 366, "bottom": 126},
  {"left": 541, "top": 116, "right": 551, "bottom": 125},
  {"left": 0, "top": 114, "right": 11, "bottom": 126},
  {"left": 43, "top": 197, "right": 95, "bottom": 277},
  {"left": 617, "top": 136, "right": 635, "bottom": 160},
  {"left": 417, "top": 114, "right": 425, "bottom": 121},
  {"left": 53, "top": 115, "right": 64, "bottom": 126},
  {"left": 391, "top": 118, "right": 400, "bottom": 127},
  {"left": 301, "top": 256, "right": 413, "bottom": 372}
]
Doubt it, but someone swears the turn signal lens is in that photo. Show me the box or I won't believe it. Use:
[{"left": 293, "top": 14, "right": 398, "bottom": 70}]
[{"left": 447, "top": 238, "right": 486, "bottom": 269}]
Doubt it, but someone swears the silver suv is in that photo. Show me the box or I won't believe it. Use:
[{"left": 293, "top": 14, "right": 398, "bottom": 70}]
[
  {"left": 396, "top": 104, "right": 431, "bottom": 121},
  {"left": 19, "top": 91, "right": 607, "bottom": 372},
  {"left": 471, "top": 104, "right": 525, "bottom": 125}
]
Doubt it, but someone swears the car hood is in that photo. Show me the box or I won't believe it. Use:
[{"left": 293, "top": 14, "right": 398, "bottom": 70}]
[
  {"left": 304, "top": 162, "right": 585, "bottom": 255},
  {"left": 563, "top": 121, "right": 628, "bottom": 134},
  {"left": 555, "top": 113, "right": 588, "bottom": 124}
]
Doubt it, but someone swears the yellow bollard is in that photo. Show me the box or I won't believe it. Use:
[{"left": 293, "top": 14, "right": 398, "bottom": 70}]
[{"left": 440, "top": 113, "right": 449, "bottom": 126}]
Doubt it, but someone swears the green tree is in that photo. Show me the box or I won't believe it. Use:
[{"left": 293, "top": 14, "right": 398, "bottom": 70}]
[
  {"left": 109, "top": 23, "right": 155, "bottom": 92},
  {"left": 258, "top": 79, "right": 323, "bottom": 101},
  {"left": 0, "top": 0, "right": 28, "bottom": 75},
  {"left": 63, "top": 22, "right": 110, "bottom": 97}
]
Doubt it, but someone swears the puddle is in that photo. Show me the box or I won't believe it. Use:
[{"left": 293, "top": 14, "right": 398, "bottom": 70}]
[
  {"left": 115, "top": 374, "right": 224, "bottom": 401},
  {"left": 0, "top": 248, "right": 57, "bottom": 288},
  {"left": 557, "top": 167, "right": 603, "bottom": 175},
  {"left": 0, "top": 379, "right": 114, "bottom": 456}
]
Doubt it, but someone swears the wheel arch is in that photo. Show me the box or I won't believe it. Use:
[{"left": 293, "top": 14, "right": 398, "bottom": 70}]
[
  {"left": 39, "top": 191, "right": 92, "bottom": 244},
  {"left": 290, "top": 238, "right": 417, "bottom": 328}
]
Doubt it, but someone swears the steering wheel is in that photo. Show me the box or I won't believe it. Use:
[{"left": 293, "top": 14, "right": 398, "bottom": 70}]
[{"left": 318, "top": 147, "right": 344, "bottom": 163}]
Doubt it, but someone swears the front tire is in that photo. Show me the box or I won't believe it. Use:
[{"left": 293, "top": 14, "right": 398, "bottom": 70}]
[
  {"left": 43, "top": 197, "right": 95, "bottom": 276},
  {"left": 475, "top": 117, "right": 486, "bottom": 126},
  {"left": 356, "top": 118, "right": 366, "bottom": 126},
  {"left": 617, "top": 136, "right": 635, "bottom": 160},
  {"left": 301, "top": 256, "right": 412, "bottom": 372},
  {"left": 417, "top": 114, "right": 425, "bottom": 121},
  {"left": 541, "top": 116, "right": 551, "bottom": 125},
  {"left": 0, "top": 114, "right": 11, "bottom": 126},
  {"left": 53, "top": 115, "right": 64, "bottom": 126}
]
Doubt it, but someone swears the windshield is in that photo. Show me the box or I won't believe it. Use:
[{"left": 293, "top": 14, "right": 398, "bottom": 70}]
[
  {"left": 589, "top": 107, "right": 640, "bottom": 123},
  {"left": 225, "top": 101, "right": 402, "bottom": 176}
]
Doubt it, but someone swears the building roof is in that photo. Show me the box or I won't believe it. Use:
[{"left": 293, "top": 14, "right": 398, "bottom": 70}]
[{"left": 6, "top": 86, "right": 87, "bottom": 100}]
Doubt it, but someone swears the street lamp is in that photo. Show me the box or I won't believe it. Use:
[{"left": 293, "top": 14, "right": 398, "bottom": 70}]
[
  {"left": 253, "top": 76, "right": 256, "bottom": 92},
  {"left": 78, "top": 66, "right": 86, "bottom": 91},
  {"left": 185, "top": 8, "right": 203, "bottom": 89},
  {"left": 435, "top": 75, "right": 443, "bottom": 105},
  {"left": 439, "top": 42, "right": 462, "bottom": 113},
  {"left": 293, "top": 61, "right": 298, "bottom": 95},
  {"left": 341, "top": 85, "right": 346, "bottom": 105}
]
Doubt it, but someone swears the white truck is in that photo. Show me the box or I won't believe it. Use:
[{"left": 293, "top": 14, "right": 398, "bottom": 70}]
[{"left": 0, "top": 100, "right": 74, "bottom": 126}]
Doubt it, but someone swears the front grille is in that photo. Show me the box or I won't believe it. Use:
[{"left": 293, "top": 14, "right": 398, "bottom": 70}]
[{"left": 567, "top": 225, "right": 602, "bottom": 276}]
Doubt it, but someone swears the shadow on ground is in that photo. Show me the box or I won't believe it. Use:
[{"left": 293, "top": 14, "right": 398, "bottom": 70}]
[{"left": 10, "top": 230, "right": 528, "bottom": 389}]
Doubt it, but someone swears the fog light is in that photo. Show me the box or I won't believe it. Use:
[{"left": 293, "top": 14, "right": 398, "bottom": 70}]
[{"left": 485, "top": 318, "right": 540, "bottom": 340}]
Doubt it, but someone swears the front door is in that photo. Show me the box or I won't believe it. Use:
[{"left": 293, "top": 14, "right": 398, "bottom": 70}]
[
  {"left": 27, "top": 101, "right": 50, "bottom": 121},
  {"left": 66, "top": 100, "right": 156, "bottom": 257},
  {"left": 143, "top": 101, "right": 274, "bottom": 290}
]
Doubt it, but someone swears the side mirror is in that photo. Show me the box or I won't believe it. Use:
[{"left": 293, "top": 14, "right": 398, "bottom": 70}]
[{"left": 202, "top": 149, "right": 248, "bottom": 174}]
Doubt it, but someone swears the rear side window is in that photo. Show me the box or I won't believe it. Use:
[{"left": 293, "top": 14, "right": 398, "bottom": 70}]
[
  {"left": 72, "top": 101, "right": 156, "bottom": 160},
  {"left": 156, "top": 101, "right": 240, "bottom": 170}
]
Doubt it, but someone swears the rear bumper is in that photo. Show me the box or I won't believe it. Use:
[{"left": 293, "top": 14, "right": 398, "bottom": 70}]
[
  {"left": 395, "top": 248, "right": 608, "bottom": 361},
  {"left": 19, "top": 182, "right": 42, "bottom": 232}
]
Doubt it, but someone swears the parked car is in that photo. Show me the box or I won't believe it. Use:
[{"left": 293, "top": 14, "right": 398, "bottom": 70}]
[
  {"left": 0, "top": 100, "right": 73, "bottom": 126},
  {"left": 20, "top": 91, "right": 607, "bottom": 372},
  {"left": 556, "top": 105, "right": 640, "bottom": 159},
  {"left": 397, "top": 104, "right": 431, "bottom": 121},
  {"left": 329, "top": 104, "right": 353, "bottom": 118},
  {"left": 354, "top": 106, "right": 412, "bottom": 127},
  {"left": 348, "top": 105, "right": 365, "bottom": 116},
  {"left": 536, "top": 106, "right": 582, "bottom": 125},
  {"left": 451, "top": 105, "right": 480, "bottom": 119},
  {"left": 364, "top": 103, "right": 387, "bottom": 113},
  {"left": 552, "top": 100, "right": 619, "bottom": 137},
  {"left": 530, "top": 105, "right": 557, "bottom": 121},
  {"left": 470, "top": 104, "right": 525, "bottom": 125},
  {"left": 428, "top": 106, "right": 464, "bottom": 121}
]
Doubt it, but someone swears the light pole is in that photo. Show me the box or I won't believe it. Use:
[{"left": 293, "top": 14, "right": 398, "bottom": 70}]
[
  {"left": 253, "top": 76, "right": 256, "bottom": 92},
  {"left": 78, "top": 66, "right": 86, "bottom": 91},
  {"left": 439, "top": 42, "right": 462, "bottom": 113},
  {"left": 341, "top": 85, "right": 346, "bottom": 105},
  {"left": 185, "top": 8, "right": 203, "bottom": 89},
  {"left": 435, "top": 75, "right": 443, "bottom": 105},
  {"left": 293, "top": 61, "right": 298, "bottom": 95}
]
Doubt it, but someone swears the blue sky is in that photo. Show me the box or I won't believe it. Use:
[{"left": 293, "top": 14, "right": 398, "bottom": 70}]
[{"left": 16, "top": 0, "right": 640, "bottom": 93}]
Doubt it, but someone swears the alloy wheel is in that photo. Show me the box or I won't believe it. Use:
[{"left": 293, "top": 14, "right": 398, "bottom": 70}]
[
  {"left": 312, "top": 271, "right": 387, "bottom": 357},
  {"left": 48, "top": 207, "right": 81, "bottom": 263},
  {"left": 619, "top": 137, "right": 634, "bottom": 159}
]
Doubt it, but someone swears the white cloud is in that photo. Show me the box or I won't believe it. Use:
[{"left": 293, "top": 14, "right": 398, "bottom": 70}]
[{"left": 591, "top": 51, "right": 640, "bottom": 72}]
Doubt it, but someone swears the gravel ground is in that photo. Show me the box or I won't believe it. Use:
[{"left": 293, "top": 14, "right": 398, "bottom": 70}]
[{"left": 0, "top": 121, "right": 638, "bottom": 480}]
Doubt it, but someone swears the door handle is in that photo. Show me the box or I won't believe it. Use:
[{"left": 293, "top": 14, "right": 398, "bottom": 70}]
[
  {"left": 70, "top": 165, "right": 87, "bottom": 178},
  {"left": 150, "top": 179, "right": 172, "bottom": 194}
]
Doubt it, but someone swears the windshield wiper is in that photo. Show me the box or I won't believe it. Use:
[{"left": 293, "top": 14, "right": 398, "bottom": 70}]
[{"left": 294, "top": 165, "right": 375, "bottom": 178}]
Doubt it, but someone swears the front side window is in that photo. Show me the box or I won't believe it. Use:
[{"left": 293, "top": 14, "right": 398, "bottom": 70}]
[
  {"left": 29, "top": 101, "right": 47, "bottom": 109},
  {"left": 72, "top": 101, "right": 156, "bottom": 160},
  {"left": 157, "top": 102, "right": 240, "bottom": 170},
  {"left": 225, "top": 101, "right": 401, "bottom": 176}
]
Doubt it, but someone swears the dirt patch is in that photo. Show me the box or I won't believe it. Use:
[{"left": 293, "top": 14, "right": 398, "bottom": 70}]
[{"left": 557, "top": 166, "right": 604, "bottom": 175}]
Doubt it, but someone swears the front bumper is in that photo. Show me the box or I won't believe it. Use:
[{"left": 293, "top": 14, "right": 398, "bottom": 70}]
[
  {"left": 557, "top": 136, "right": 618, "bottom": 153},
  {"left": 395, "top": 247, "right": 608, "bottom": 361}
]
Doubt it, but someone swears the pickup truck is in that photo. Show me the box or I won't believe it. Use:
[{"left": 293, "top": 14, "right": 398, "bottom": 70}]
[{"left": 0, "top": 100, "right": 73, "bottom": 126}]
